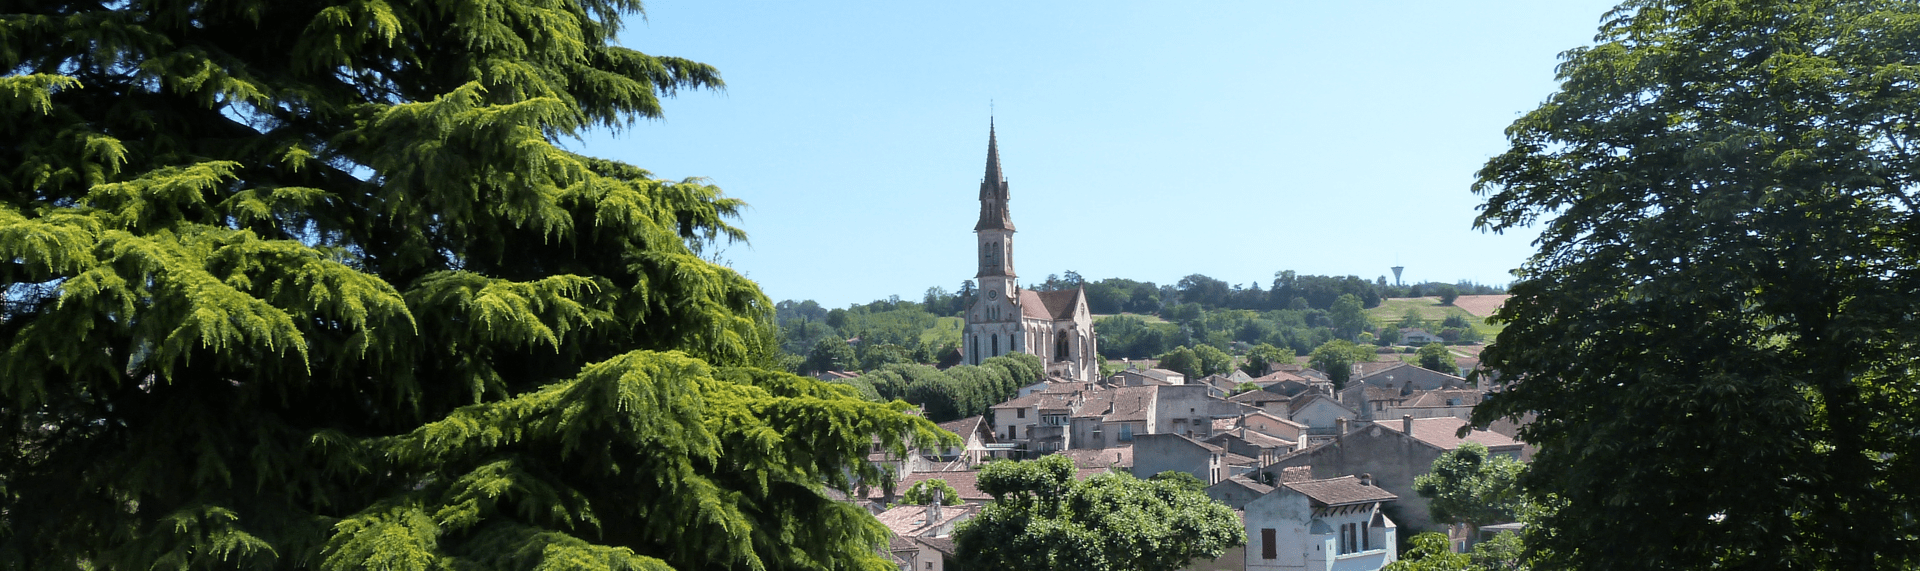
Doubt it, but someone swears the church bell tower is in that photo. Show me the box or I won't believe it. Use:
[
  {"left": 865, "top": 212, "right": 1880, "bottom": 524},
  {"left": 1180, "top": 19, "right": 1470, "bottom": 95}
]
[{"left": 965, "top": 120, "right": 1023, "bottom": 366}]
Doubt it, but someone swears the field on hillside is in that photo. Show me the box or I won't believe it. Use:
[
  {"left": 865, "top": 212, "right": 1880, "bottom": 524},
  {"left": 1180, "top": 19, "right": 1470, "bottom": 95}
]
[
  {"left": 1451, "top": 295, "right": 1511, "bottom": 317},
  {"left": 1091, "top": 312, "right": 1170, "bottom": 324},
  {"left": 1366, "top": 297, "right": 1505, "bottom": 337}
]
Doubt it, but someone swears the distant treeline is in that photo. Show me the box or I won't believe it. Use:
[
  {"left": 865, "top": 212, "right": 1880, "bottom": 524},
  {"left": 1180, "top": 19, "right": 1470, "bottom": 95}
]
[{"left": 774, "top": 271, "right": 1505, "bottom": 373}]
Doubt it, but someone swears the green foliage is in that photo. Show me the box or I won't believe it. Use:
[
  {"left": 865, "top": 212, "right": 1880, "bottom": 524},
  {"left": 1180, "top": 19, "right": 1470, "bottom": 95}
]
[
  {"left": 1154, "top": 345, "right": 1232, "bottom": 380},
  {"left": 1308, "top": 339, "right": 1373, "bottom": 388},
  {"left": 0, "top": 2, "right": 950, "bottom": 570},
  {"left": 1435, "top": 285, "right": 1460, "bottom": 306},
  {"left": 1414, "top": 443, "right": 1526, "bottom": 529},
  {"left": 1416, "top": 343, "right": 1458, "bottom": 374},
  {"left": 1383, "top": 533, "right": 1475, "bottom": 571},
  {"left": 903, "top": 479, "right": 961, "bottom": 506},
  {"left": 1329, "top": 293, "right": 1368, "bottom": 339},
  {"left": 1471, "top": 0, "right": 1920, "bottom": 567},
  {"left": 1470, "top": 532, "right": 1527, "bottom": 571},
  {"left": 1094, "top": 314, "right": 1184, "bottom": 359},
  {"left": 806, "top": 336, "right": 857, "bottom": 373},
  {"left": 956, "top": 457, "right": 1244, "bottom": 571},
  {"left": 1148, "top": 471, "right": 1207, "bottom": 492},
  {"left": 1241, "top": 342, "right": 1292, "bottom": 375},
  {"left": 1230, "top": 382, "right": 1262, "bottom": 396}
]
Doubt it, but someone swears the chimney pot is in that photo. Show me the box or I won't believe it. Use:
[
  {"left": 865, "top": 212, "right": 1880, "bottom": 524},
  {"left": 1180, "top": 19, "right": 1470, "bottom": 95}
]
[
  {"left": 1402, "top": 415, "right": 1414, "bottom": 436},
  {"left": 1336, "top": 417, "right": 1349, "bottom": 435},
  {"left": 1358, "top": 473, "right": 1373, "bottom": 487}
]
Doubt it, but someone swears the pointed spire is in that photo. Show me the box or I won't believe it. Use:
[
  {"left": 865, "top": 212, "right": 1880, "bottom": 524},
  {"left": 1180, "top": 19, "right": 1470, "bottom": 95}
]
[
  {"left": 975, "top": 118, "right": 1014, "bottom": 231},
  {"left": 984, "top": 117, "right": 1003, "bottom": 188}
]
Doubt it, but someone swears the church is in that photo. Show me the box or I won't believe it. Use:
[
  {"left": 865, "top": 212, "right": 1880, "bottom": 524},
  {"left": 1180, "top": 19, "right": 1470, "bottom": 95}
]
[{"left": 961, "top": 122, "right": 1100, "bottom": 382}]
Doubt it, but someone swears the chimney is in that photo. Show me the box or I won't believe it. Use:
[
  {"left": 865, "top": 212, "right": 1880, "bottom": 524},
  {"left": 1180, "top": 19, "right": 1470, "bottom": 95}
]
[
  {"left": 1336, "top": 417, "right": 1349, "bottom": 435},
  {"left": 1402, "top": 415, "right": 1414, "bottom": 436},
  {"left": 928, "top": 490, "right": 943, "bottom": 524},
  {"left": 1358, "top": 473, "right": 1373, "bottom": 487}
]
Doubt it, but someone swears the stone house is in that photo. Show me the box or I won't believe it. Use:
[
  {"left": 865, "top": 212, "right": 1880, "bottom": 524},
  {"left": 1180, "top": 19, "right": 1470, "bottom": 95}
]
[
  {"left": 1245, "top": 475, "right": 1399, "bottom": 571},
  {"left": 1241, "top": 410, "right": 1309, "bottom": 443},
  {"left": 1132, "top": 433, "right": 1230, "bottom": 484},
  {"left": 1207, "top": 427, "right": 1297, "bottom": 467},
  {"left": 1206, "top": 475, "right": 1275, "bottom": 510},
  {"left": 1350, "top": 362, "right": 1465, "bottom": 392}
]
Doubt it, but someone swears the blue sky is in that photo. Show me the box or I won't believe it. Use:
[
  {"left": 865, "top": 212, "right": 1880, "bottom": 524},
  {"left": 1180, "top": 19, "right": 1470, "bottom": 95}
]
[{"left": 579, "top": 1, "right": 1623, "bottom": 308}]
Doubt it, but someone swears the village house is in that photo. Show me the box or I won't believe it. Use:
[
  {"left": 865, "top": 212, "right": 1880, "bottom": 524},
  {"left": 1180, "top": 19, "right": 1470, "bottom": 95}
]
[{"left": 1244, "top": 475, "right": 1399, "bottom": 571}]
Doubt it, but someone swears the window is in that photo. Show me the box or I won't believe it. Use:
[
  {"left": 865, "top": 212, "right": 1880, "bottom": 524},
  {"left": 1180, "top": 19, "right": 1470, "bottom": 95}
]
[
  {"left": 1362, "top": 520, "right": 1371, "bottom": 551},
  {"left": 992, "top": 334, "right": 999, "bottom": 356},
  {"left": 971, "top": 335, "right": 979, "bottom": 364},
  {"left": 1118, "top": 425, "right": 1133, "bottom": 441},
  {"left": 1261, "top": 528, "right": 1277, "bottom": 559},
  {"left": 1017, "top": 408, "right": 1026, "bottom": 419}
]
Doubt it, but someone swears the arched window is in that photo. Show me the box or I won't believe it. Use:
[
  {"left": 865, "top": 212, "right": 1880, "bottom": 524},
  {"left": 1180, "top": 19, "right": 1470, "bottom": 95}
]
[
  {"left": 991, "top": 334, "right": 999, "bottom": 356},
  {"left": 1055, "top": 333, "right": 1070, "bottom": 362},
  {"left": 971, "top": 335, "right": 979, "bottom": 364}
]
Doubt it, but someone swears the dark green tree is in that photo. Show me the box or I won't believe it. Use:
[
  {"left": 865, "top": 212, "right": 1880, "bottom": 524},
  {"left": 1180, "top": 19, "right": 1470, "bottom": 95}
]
[
  {"left": 1329, "top": 293, "right": 1369, "bottom": 339},
  {"left": 1148, "top": 471, "right": 1207, "bottom": 492},
  {"left": 806, "top": 336, "right": 857, "bottom": 373},
  {"left": 1154, "top": 346, "right": 1200, "bottom": 379},
  {"left": 0, "top": 2, "right": 947, "bottom": 569},
  {"left": 1382, "top": 532, "right": 1475, "bottom": 571},
  {"left": 1471, "top": 0, "right": 1920, "bottom": 568},
  {"left": 1434, "top": 285, "right": 1460, "bottom": 306},
  {"left": 1416, "top": 343, "right": 1458, "bottom": 374},
  {"left": 955, "top": 456, "right": 1243, "bottom": 571},
  {"left": 1308, "top": 339, "right": 1372, "bottom": 389},
  {"left": 1191, "top": 344, "right": 1234, "bottom": 378},
  {"left": 1414, "top": 442, "right": 1526, "bottom": 539},
  {"left": 1241, "top": 342, "right": 1292, "bottom": 375},
  {"left": 902, "top": 479, "right": 962, "bottom": 506}
]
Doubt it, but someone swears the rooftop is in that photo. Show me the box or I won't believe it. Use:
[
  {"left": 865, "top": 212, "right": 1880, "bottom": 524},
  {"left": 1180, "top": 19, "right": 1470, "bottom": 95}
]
[{"left": 1284, "top": 475, "right": 1398, "bottom": 507}]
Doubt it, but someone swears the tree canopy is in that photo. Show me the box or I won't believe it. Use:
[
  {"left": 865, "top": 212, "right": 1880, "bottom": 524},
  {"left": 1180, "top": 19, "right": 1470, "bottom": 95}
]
[
  {"left": 1471, "top": 0, "right": 1920, "bottom": 568},
  {"left": 1413, "top": 442, "right": 1526, "bottom": 533},
  {"left": 902, "top": 479, "right": 961, "bottom": 506},
  {"left": 0, "top": 2, "right": 948, "bottom": 569},
  {"left": 954, "top": 456, "right": 1244, "bottom": 571},
  {"left": 1415, "top": 343, "right": 1458, "bottom": 374}
]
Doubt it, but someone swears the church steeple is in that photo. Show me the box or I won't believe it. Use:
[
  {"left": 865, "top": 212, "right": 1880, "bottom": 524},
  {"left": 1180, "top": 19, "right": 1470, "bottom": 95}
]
[{"left": 975, "top": 120, "right": 1014, "bottom": 231}]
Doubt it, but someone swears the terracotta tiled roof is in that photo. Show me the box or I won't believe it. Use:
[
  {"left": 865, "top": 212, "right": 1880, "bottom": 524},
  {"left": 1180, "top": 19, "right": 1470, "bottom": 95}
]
[
  {"left": 1222, "top": 452, "right": 1258, "bottom": 466},
  {"left": 1276, "top": 466, "right": 1315, "bottom": 484},
  {"left": 937, "top": 415, "right": 983, "bottom": 439},
  {"left": 1284, "top": 476, "right": 1398, "bottom": 507},
  {"left": 1101, "top": 386, "right": 1158, "bottom": 422},
  {"left": 1352, "top": 360, "right": 1410, "bottom": 380},
  {"left": 1221, "top": 474, "right": 1275, "bottom": 495},
  {"left": 1402, "top": 389, "right": 1482, "bottom": 408},
  {"left": 1376, "top": 417, "right": 1519, "bottom": 450},
  {"left": 875, "top": 503, "right": 980, "bottom": 537},
  {"left": 1241, "top": 410, "right": 1306, "bottom": 431},
  {"left": 1287, "top": 393, "right": 1351, "bottom": 416},
  {"left": 1056, "top": 445, "right": 1133, "bottom": 469},
  {"left": 1230, "top": 389, "right": 1290, "bottom": 404},
  {"left": 919, "top": 537, "right": 957, "bottom": 556},
  {"left": 1251, "top": 371, "right": 1307, "bottom": 385},
  {"left": 868, "top": 471, "right": 993, "bottom": 503},
  {"left": 1211, "top": 418, "right": 1237, "bottom": 431},
  {"left": 1216, "top": 427, "right": 1293, "bottom": 449},
  {"left": 1018, "top": 288, "right": 1084, "bottom": 321}
]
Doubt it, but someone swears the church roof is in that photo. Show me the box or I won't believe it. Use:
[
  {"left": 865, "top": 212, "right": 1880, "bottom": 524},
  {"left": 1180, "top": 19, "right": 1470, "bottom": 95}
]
[{"left": 1019, "top": 288, "right": 1084, "bottom": 321}]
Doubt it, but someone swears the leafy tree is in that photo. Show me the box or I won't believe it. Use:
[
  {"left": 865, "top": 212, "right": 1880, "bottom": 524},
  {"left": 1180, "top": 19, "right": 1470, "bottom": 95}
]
[
  {"left": 1383, "top": 532, "right": 1475, "bottom": 571},
  {"left": 956, "top": 456, "right": 1243, "bottom": 571},
  {"left": 1416, "top": 343, "right": 1458, "bottom": 374},
  {"left": 0, "top": 1, "right": 949, "bottom": 569},
  {"left": 1470, "top": 532, "right": 1527, "bottom": 571},
  {"left": 807, "top": 336, "right": 857, "bottom": 373},
  {"left": 1148, "top": 471, "right": 1207, "bottom": 492},
  {"left": 1399, "top": 308, "right": 1429, "bottom": 330},
  {"left": 1191, "top": 344, "right": 1234, "bottom": 378},
  {"left": 903, "top": 479, "right": 962, "bottom": 506},
  {"left": 1329, "top": 293, "right": 1369, "bottom": 339},
  {"left": 1376, "top": 324, "right": 1402, "bottom": 346},
  {"left": 1434, "top": 285, "right": 1460, "bottom": 306},
  {"left": 1230, "top": 382, "right": 1262, "bottom": 396},
  {"left": 1241, "top": 342, "right": 1291, "bottom": 375},
  {"left": 1308, "top": 339, "right": 1372, "bottom": 389},
  {"left": 1415, "top": 442, "right": 1526, "bottom": 540},
  {"left": 1155, "top": 346, "right": 1200, "bottom": 379},
  {"left": 1472, "top": 2, "right": 1920, "bottom": 567}
]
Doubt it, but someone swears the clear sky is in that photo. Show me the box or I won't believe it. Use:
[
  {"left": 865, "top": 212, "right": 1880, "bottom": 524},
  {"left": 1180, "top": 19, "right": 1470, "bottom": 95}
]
[{"left": 578, "top": 1, "right": 1624, "bottom": 309}]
